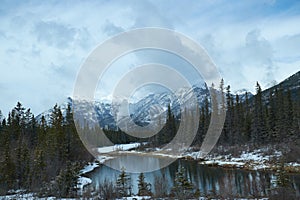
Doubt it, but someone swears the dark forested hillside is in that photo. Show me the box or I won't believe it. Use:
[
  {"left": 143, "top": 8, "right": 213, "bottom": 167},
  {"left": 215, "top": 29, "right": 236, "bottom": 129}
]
[
  {"left": 197, "top": 71, "right": 300, "bottom": 147},
  {"left": 263, "top": 71, "right": 300, "bottom": 101},
  {"left": 0, "top": 103, "right": 93, "bottom": 196},
  {"left": 156, "top": 71, "right": 300, "bottom": 148}
]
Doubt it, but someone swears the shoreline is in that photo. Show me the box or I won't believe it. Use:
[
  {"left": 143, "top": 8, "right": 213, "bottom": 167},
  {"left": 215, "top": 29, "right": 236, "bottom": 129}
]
[
  {"left": 78, "top": 143, "right": 300, "bottom": 190},
  {"left": 89, "top": 144, "right": 300, "bottom": 173}
]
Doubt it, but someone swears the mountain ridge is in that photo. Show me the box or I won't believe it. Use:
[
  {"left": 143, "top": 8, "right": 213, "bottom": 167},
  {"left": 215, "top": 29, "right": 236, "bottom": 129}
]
[{"left": 36, "top": 71, "right": 300, "bottom": 130}]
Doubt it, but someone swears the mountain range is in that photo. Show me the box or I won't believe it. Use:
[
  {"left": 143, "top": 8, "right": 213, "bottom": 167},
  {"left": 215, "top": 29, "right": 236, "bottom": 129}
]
[{"left": 37, "top": 71, "right": 300, "bottom": 130}]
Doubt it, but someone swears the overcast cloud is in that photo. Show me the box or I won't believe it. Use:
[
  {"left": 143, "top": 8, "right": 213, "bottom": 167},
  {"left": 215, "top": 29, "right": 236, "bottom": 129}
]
[{"left": 0, "top": 0, "right": 300, "bottom": 115}]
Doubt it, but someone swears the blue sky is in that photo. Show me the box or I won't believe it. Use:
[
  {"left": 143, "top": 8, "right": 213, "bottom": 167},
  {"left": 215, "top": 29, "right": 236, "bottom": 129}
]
[{"left": 1, "top": 0, "right": 300, "bottom": 116}]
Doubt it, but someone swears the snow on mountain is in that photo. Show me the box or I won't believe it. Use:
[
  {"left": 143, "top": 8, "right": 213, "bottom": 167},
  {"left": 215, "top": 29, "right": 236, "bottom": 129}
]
[
  {"left": 36, "top": 84, "right": 252, "bottom": 130},
  {"left": 233, "top": 89, "right": 253, "bottom": 102}
]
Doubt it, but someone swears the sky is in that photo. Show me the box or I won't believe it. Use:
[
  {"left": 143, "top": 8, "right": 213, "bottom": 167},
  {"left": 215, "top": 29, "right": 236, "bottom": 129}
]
[{"left": 1, "top": 0, "right": 300, "bottom": 116}]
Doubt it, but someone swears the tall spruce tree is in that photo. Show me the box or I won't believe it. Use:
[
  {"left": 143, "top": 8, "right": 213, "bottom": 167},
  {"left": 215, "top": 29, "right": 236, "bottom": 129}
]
[
  {"left": 137, "top": 172, "right": 152, "bottom": 196},
  {"left": 116, "top": 168, "right": 132, "bottom": 197},
  {"left": 171, "top": 167, "right": 194, "bottom": 199}
]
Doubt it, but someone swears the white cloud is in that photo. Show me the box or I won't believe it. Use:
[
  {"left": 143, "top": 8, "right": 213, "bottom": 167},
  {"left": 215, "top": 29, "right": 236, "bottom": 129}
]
[{"left": 0, "top": 0, "right": 300, "bottom": 115}]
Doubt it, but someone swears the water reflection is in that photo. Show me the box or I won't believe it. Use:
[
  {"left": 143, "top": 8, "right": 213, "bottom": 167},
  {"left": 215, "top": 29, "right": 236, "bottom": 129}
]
[{"left": 86, "top": 155, "right": 300, "bottom": 197}]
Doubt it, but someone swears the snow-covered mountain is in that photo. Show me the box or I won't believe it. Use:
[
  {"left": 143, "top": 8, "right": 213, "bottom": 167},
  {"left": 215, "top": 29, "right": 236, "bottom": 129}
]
[
  {"left": 233, "top": 89, "right": 253, "bottom": 102},
  {"left": 37, "top": 84, "right": 252, "bottom": 130}
]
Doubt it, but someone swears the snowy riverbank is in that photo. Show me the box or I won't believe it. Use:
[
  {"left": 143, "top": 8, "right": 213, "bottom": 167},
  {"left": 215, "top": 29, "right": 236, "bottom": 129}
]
[
  {"left": 77, "top": 143, "right": 144, "bottom": 190},
  {"left": 92, "top": 143, "right": 300, "bottom": 173},
  {"left": 74, "top": 143, "right": 300, "bottom": 197}
]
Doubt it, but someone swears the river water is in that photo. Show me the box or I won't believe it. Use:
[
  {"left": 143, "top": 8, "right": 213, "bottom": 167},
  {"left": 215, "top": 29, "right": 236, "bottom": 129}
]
[{"left": 86, "top": 155, "right": 300, "bottom": 197}]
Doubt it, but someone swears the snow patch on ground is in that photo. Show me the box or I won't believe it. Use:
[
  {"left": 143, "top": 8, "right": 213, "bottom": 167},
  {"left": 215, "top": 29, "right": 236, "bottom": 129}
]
[
  {"left": 0, "top": 193, "right": 35, "bottom": 200},
  {"left": 0, "top": 194, "right": 269, "bottom": 200},
  {"left": 77, "top": 176, "right": 92, "bottom": 190},
  {"left": 116, "top": 196, "right": 151, "bottom": 200},
  {"left": 197, "top": 149, "right": 287, "bottom": 170},
  {"left": 116, "top": 146, "right": 300, "bottom": 172},
  {"left": 77, "top": 162, "right": 100, "bottom": 192},
  {"left": 286, "top": 162, "right": 300, "bottom": 167},
  {"left": 97, "top": 155, "right": 114, "bottom": 163},
  {"left": 80, "top": 162, "right": 99, "bottom": 174},
  {"left": 97, "top": 143, "right": 142, "bottom": 154}
]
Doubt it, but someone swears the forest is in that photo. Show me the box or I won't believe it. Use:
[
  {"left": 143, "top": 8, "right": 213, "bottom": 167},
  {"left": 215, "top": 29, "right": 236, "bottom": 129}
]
[{"left": 0, "top": 75, "right": 299, "bottom": 197}]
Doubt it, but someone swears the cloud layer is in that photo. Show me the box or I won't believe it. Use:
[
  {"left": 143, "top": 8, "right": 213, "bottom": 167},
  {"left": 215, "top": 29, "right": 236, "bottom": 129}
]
[{"left": 1, "top": 0, "right": 300, "bottom": 115}]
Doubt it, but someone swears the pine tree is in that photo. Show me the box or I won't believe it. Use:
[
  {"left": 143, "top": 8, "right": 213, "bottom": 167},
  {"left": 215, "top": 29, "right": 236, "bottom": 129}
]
[
  {"left": 284, "top": 88, "right": 294, "bottom": 137},
  {"left": 50, "top": 104, "right": 65, "bottom": 161},
  {"left": 0, "top": 102, "right": 94, "bottom": 195},
  {"left": 162, "top": 104, "right": 177, "bottom": 144},
  {"left": 31, "top": 148, "right": 46, "bottom": 189},
  {"left": 234, "top": 94, "right": 245, "bottom": 143},
  {"left": 253, "top": 82, "right": 267, "bottom": 143},
  {"left": 116, "top": 168, "right": 132, "bottom": 197},
  {"left": 171, "top": 167, "right": 194, "bottom": 199},
  {"left": 204, "top": 96, "right": 210, "bottom": 136},
  {"left": 53, "top": 161, "right": 80, "bottom": 197},
  {"left": 137, "top": 172, "right": 152, "bottom": 196},
  {"left": 0, "top": 136, "right": 16, "bottom": 191},
  {"left": 274, "top": 86, "right": 285, "bottom": 141},
  {"left": 219, "top": 78, "right": 226, "bottom": 112},
  {"left": 197, "top": 107, "right": 206, "bottom": 146},
  {"left": 243, "top": 92, "right": 252, "bottom": 142},
  {"left": 267, "top": 89, "right": 278, "bottom": 142},
  {"left": 222, "top": 85, "right": 233, "bottom": 143}
]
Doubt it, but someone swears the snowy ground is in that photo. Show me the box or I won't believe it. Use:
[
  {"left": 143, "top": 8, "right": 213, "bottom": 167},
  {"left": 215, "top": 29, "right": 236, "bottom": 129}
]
[
  {"left": 116, "top": 196, "right": 151, "bottom": 200},
  {"left": 197, "top": 149, "right": 283, "bottom": 170},
  {"left": 0, "top": 193, "right": 270, "bottom": 200},
  {"left": 160, "top": 147, "right": 299, "bottom": 172},
  {"left": 97, "top": 142, "right": 143, "bottom": 154},
  {"left": 79, "top": 162, "right": 99, "bottom": 174},
  {"left": 96, "top": 144, "right": 300, "bottom": 172},
  {"left": 0, "top": 191, "right": 269, "bottom": 200},
  {"left": 77, "top": 162, "right": 99, "bottom": 191},
  {"left": 197, "top": 148, "right": 300, "bottom": 172}
]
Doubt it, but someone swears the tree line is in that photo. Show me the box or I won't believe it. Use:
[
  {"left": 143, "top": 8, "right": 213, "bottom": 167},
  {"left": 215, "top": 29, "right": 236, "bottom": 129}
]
[
  {"left": 150, "top": 80, "right": 300, "bottom": 148},
  {"left": 0, "top": 103, "right": 93, "bottom": 196}
]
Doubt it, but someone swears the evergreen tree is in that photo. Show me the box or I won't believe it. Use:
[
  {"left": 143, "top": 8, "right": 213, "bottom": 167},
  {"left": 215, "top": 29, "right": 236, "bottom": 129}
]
[
  {"left": 116, "top": 168, "right": 132, "bottom": 197},
  {"left": 267, "top": 89, "right": 278, "bottom": 142},
  {"left": 52, "top": 161, "right": 80, "bottom": 197},
  {"left": 253, "top": 82, "right": 267, "bottom": 143},
  {"left": 243, "top": 92, "right": 252, "bottom": 142},
  {"left": 171, "top": 167, "right": 194, "bottom": 199},
  {"left": 0, "top": 136, "right": 16, "bottom": 191},
  {"left": 50, "top": 104, "right": 65, "bottom": 161},
  {"left": 0, "top": 102, "right": 92, "bottom": 196},
  {"left": 219, "top": 78, "right": 226, "bottom": 112},
  {"left": 222, "top": 85, "right": 233, "bottom": 143},
  {"left": 167, "top": 104, "right": 177, "bottom": 141},
  {"left": 137, "top": 172, "right": 152, "bottom": 196},
  {"left": 274, "top": 86, "right": 285, "bottom": 141},
  {"left": 204, "top": 96, "right": 210, "bottom": 136},
  {"left": 284, "top": 88, "right": 294, "bottom": 137}
]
